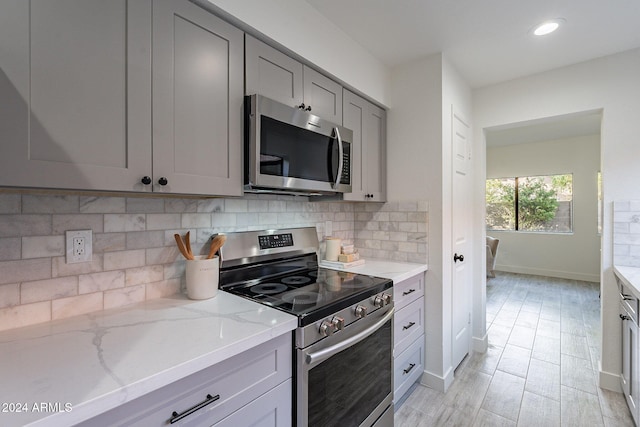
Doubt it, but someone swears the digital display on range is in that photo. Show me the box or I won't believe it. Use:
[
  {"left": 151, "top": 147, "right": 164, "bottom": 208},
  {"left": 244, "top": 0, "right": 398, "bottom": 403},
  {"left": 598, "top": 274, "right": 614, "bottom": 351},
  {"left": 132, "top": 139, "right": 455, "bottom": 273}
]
[{"left": 258, "top": 233, "right": 294, "bottom": 249}]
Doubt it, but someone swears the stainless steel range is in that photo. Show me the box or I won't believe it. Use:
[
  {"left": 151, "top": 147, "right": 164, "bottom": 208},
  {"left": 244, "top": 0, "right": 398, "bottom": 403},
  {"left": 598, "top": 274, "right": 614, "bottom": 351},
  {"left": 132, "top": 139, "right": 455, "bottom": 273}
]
[{"left": 219, "top": 227, "right": 394, "bottom": 427}]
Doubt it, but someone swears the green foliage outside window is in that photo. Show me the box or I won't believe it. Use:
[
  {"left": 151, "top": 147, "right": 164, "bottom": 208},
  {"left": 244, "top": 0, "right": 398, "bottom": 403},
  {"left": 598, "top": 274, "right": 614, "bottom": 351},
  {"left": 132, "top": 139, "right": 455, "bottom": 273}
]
[{"left": 486, "top": 174, "right": 573, "bottom": 233}]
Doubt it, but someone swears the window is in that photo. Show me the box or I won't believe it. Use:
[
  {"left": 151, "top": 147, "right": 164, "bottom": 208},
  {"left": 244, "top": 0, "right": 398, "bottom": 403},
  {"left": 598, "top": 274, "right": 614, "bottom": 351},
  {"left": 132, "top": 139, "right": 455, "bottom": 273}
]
[{"left": 486, "top": 174, "right": 573, "bottom": 233}]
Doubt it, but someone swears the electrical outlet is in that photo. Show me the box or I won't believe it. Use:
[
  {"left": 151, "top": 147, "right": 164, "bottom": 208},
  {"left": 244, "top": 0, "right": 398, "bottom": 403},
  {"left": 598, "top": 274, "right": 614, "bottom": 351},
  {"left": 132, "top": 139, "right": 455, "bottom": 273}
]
[{"left": 66, "top": 230, "right": 92, "bottom": 264}]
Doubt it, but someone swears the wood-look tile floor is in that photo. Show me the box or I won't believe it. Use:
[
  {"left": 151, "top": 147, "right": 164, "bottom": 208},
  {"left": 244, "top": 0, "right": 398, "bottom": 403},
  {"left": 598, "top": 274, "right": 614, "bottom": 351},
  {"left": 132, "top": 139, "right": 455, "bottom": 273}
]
[{"left": 394, "top": 272, "right": 634, "bottom": 426}]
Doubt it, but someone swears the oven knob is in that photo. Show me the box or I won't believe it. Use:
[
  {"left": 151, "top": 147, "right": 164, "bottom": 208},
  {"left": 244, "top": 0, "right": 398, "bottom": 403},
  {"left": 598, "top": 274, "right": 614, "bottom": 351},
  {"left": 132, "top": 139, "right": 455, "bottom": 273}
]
[
  {"left": 374, "top": 296, "right": 384, "bottom": 308},
  {"left": 355, "top": 305, "right": 367, "bottom": 318},
  {"left": 319, "top": 320, "right": 335, "bottom": 337},
  {"left": 331, "top": 316, "right": 345, "bottom": 331},
  {"left": 382, "top": 293, "right": 392, "bottom": 305}
]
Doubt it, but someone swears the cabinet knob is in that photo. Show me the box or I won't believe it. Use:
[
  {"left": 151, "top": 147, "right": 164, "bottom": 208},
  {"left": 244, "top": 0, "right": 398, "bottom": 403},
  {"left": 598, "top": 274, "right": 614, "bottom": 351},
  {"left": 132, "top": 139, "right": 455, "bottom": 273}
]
[
  {"left": 305, "top": 106, "right": 312, "bottom": 111},
  {"left": 621, "top": 314, "right": 631, "bottom": 321},
  {"left": 141, "top": 176, "right": 152, "bottom": 185},
  {"left": 454, "top": 253, "right": 464, "bottom": 263},
  {"left": 298, "top": 103, "right": 306, "bottom": 110},
  {"left": 158, "top": 177, "right": 168, "bottom": 186}
]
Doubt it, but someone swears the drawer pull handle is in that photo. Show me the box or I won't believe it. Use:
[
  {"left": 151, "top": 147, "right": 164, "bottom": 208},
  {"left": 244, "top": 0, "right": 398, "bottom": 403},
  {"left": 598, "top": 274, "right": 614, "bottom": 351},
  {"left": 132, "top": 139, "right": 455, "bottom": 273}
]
[
  {"left": 403, "top": 363, "right": 416, "bottom": 375},
  {"left": 402, "top": 289, "right": 416, "bottom": 296},
  {"left": 170, "top": 394, "right": 220, "bottom": 424},
  {"left": 622, "top": 294, "right": 635, "bottom": 301},
  {"left": 403, "top": 322, "right": 416, "bottom": 331}
]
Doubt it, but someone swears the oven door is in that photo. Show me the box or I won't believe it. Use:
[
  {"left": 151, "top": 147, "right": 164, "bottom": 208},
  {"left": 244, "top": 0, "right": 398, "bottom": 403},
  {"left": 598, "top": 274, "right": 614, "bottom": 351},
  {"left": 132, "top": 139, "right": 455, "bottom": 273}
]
[
  {"left": 246, "top": 94, "right": 352, "bottom": 194},
  {"left": 296, "top": 306, "right": 394, "bottom": 427}
]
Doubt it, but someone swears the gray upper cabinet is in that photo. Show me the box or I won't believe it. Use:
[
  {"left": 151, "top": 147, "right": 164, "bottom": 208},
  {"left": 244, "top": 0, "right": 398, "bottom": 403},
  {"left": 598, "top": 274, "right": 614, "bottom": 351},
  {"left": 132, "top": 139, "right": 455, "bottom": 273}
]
[
  {"left": 245, "top": 35, "right": 342, "bottom": 123},
  {"left": 342, "top": 90, "right": 386, "bottom": 202},
  {"left": 245, "top": 34, "right": 304, "bottom": 108},
  {"left": 153, "top": 0, "right": 243, "bottom": 196},
  {"left": 0, "top": 0, "right": 242, "bottom": 196},
  {"left": 0, "top": 0, "right": 152, "bottom": 192}
]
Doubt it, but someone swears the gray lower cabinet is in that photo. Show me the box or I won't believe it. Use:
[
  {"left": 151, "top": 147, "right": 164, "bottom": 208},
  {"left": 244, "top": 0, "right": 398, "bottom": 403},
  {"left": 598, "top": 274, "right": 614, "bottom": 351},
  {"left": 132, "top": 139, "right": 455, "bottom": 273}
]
[
  {"left": 393, "top": 273, "right": 425, "bottom": 404},
  {"left": 618, "top": 276, "right": 640, "bottom": 425},
  {"left": 342, "top": 90, "right": 387, "bottom": 202},
  {"left": 0, "top": 0, "right": 242, "bottom": 196},
  {"left": 77, "top": 333, "right": 292, "bottom": 427},
  {"left": 245, "top": 35, "right": 342, "bottom": 123}
]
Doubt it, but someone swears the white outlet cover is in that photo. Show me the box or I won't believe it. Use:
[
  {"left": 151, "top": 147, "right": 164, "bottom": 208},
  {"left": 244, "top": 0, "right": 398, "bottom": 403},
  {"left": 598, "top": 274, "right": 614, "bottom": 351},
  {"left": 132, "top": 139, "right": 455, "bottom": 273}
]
[{"left": 66, "top": 230, "right": 92, "bottom": 264}]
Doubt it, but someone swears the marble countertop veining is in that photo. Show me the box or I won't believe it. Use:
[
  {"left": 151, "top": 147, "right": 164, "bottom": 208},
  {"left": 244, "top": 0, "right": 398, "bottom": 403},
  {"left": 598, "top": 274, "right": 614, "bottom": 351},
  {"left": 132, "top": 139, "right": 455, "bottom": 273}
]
[
  {"left": 0, "top": 292, "right": 297, "bottom": 427},
  {"left": 614, "top": 265, "right": 640, "bottom": 297},
  {"left": 321, "top": 258, "right": 428, "bottom": 283}
]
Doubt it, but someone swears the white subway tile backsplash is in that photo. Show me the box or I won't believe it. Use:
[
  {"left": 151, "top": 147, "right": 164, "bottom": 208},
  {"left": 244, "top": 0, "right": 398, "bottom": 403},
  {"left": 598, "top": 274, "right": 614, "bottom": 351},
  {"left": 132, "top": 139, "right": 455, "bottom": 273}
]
[
  {"left": 0, "top": 193, "right": 430, "bottom": 330},
  {"left": 0, "top": 237, "right": 21, "bottom": 261},
  {"left": 127, "top": 197, "right": 164, "bottom": 213},
  {"left": 0, "top": 194, "right": 21, "bottom": 214},
  {"left": 79, "top": 270, "right": 125, "bottom": 294},
  {"left": 0, "top": 283, "right": 20, "bottom": 309},
  {"left": 146, "top": 214, "right": 181, "bottom": 231},
  {"left": 181, "top": 213, "right": 211, "bottom": 228},
  {"left": 614, "top": 200, "right": 640, "bottom": 267},
  {"left": 22, "top": 235, "right": 65, "bottom": 259},
  {"left": 104, "top": 214, "right": 146, "bottom": 232},
  {"left": 126, "top": 265, "right": 164, "bottom": 287},
  {"left": 21, "top": 277, "right": 78, "bottom": 304},
  {"left": 80, "top": 196, "right": 126, "bottom": 213},
  {"left": 52, "top": 293, "right": 103, "bottom": 320},
  {"left": 0, "top": 215, "right": 52, "bottom": 237},
  {"left": 0, "top": 258, "right": 51, "bottom": 286},
  {"left": 0, "top": 301, "right": 51, "bottom": 332},
  {"left": 23, "top": 195, "right": 78, "bottom": 213},
  {"left": 104, "top": 284, "right": 146, "bottom": 310},
  {"left": 52, "top": 255, "right": 103, "bottom": 278},
  {"left": 52, "top": 214, "right": 104, "bottom": 234},
  {"left": 126, "top": 231, "right": 164, "bottom": 250},
  {"left": 104, "top": 249, "right": 146, "bottom": 270}
]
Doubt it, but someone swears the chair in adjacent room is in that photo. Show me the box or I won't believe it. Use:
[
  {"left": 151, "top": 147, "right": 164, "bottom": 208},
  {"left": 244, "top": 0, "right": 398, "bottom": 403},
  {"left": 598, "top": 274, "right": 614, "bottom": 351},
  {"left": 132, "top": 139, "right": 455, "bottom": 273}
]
[{"left": 486, "top": 236, "right": 500, "bottom": 278}]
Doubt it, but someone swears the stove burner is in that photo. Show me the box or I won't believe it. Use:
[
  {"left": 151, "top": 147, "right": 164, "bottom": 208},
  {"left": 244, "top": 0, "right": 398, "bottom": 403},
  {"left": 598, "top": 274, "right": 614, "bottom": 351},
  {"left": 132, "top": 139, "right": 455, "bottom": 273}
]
[
  {"left": 250, "top": 283, "right": 288, "bottom": 295},
  {"left": 282, "top": 276, "right": 311, "bottom": 285},
  {"left": 308, "top": 271, "right": 318, "bottom": 277},
  {"left": 281, "top": 290, "right": 321, "bottom": 309}
]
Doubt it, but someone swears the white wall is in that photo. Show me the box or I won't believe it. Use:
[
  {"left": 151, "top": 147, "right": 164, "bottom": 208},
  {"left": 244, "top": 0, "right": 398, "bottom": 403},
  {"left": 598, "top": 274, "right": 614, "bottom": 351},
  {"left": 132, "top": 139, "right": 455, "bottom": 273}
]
[
  {"left": 388, "top": 53, "right": 473, "bottom": 391},
  {"left": 473, "top": 48, "right": 640, "bottom": 391},
  {"left": 486, "top": 135, "right": 601, "bottom": 282},
  {"left": 202, "top": 0, "right": 390, "bottom": 106}
]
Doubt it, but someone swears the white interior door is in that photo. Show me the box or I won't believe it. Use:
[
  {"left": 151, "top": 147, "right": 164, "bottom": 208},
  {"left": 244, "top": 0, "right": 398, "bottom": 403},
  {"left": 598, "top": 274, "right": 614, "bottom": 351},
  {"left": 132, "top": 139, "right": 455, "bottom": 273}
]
[{"left": 452, "top": 108, "right": 472, "bottom": 369}]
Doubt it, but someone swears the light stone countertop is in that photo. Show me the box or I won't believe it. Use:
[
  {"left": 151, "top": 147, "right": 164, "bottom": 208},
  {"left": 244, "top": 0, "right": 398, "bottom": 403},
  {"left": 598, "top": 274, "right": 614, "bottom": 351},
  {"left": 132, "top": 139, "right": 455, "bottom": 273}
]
[
  {"left": 320, "top": 258, "right": 428, "bottom": 283},
  {"left": 0, "top": 292, "right": 297, "bottom": 427},
  {"left": 614, "top": 265, "right": 640, "bottom": 297}
]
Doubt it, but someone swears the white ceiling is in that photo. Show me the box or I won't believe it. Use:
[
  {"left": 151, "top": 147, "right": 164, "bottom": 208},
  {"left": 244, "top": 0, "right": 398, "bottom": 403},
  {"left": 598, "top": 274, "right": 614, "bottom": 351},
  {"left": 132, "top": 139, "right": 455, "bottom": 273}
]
[{"left": 305, "top": 0, "right": 640, "bottom": 89}]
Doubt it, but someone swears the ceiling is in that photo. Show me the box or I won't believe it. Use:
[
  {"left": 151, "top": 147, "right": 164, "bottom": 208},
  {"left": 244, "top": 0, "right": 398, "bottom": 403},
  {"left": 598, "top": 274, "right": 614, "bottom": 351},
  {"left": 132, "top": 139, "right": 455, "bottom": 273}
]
[{"left": 305, "top": 0, "right": 640, "bottom": 89}]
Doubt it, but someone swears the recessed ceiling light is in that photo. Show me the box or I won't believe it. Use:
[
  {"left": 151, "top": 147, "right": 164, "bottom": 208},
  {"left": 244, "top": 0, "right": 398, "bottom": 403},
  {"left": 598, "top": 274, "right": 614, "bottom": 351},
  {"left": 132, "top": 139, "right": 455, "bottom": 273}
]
[{"left": 532, "top": 18, "right": 565, "bottom": 36}]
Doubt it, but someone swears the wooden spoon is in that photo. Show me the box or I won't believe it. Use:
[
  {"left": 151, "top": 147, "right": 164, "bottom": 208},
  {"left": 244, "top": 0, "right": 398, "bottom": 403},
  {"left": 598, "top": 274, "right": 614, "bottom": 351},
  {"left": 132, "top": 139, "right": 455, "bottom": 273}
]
[
  {"left": 185, "top": 231, "right": 193, "bottom": 258},
  {"left": 174, "top": 233, "right": 194, "bottom": 260},
  {"left": 207, "top": 235, "right": 227, "bottom": 259}
]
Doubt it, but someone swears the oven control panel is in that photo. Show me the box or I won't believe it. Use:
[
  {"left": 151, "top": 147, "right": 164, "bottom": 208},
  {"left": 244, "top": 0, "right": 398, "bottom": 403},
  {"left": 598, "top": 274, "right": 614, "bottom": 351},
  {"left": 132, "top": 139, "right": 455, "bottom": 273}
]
[{"left": 258, "top": 233, "right": 294, "bottom": 250}]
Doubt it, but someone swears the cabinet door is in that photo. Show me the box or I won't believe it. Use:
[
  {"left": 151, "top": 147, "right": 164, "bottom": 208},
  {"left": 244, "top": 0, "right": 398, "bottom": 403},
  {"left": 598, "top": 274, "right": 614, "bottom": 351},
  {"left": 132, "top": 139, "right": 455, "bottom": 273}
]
[
  {"left": 214, "top": 379, "right": 292, "bottom": 427},
  {"left": 622, "top": 314, "right": 639, "bottom": 424},
  {"left": 303, "top": 66, "right": 343, "bottom": 124},
  {"left": 245, "top": 34, "right": 303, "bottom": 108},
  {"left": 342, "top": 90, "right": 386, "bottom": 202},
  {"left": 153, "top": 0, "right": 243, "bottom": 196},
  {"left": 0, "top": 0, "right": 152, "bottom": 192}
]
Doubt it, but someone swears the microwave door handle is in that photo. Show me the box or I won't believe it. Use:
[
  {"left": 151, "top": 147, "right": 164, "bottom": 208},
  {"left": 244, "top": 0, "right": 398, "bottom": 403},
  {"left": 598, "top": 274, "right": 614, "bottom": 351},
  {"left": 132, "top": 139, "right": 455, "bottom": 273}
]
[{"left": 333, "top": 127, "right": 343, "bottom": 189}]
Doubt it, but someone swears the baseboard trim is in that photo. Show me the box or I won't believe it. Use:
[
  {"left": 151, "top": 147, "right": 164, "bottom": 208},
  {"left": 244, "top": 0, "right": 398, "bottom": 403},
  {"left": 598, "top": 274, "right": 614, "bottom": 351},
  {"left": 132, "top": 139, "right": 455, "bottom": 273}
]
[
  {"left": 599, "top": 362, "right": 622, "bottom": 392},
  {"left": 473, "top": 333, "right": 488, "bottom": 353},
  {"left": 420, "top": 366, "right": 454, "bottom": 393},
  {"left": 495, "top": 265, "right": 599, "bottom": 283}
]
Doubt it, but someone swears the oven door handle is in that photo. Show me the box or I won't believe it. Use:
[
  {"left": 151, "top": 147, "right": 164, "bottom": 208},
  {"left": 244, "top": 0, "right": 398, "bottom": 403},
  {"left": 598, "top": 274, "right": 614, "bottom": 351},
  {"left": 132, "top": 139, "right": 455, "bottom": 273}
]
[
  {"left": 332, "top": 127, "right": 343, "bottom": 189},
  {"left": 305, "top": 307, "right": 394, "bottom": 368}
]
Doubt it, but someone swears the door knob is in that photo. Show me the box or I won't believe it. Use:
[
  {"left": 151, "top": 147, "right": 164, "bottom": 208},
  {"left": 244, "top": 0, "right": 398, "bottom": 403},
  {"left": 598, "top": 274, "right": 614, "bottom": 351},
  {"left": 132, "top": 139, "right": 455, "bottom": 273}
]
[{"left": 454, "top": 253, "right": 464, "bottom": 263}]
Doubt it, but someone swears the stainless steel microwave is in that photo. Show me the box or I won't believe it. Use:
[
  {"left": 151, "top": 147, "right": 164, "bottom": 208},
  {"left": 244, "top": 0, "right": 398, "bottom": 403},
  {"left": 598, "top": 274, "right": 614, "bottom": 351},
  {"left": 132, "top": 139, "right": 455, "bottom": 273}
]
[{"left": 244, "top": 94, "right": 353, "bottom": 195}]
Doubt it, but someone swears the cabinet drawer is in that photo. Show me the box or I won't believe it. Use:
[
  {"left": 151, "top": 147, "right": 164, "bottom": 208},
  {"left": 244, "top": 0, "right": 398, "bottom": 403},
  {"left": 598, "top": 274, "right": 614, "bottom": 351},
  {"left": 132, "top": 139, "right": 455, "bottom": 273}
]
[
  {"left": 78, "top": 333, "right": 292, "bottom": 427},
  {"left": 618, "top": 277, "right": 639, "bottom": 323},
  {"left": 394, "top": 297, "right": 424, "bottom": 357},
  {"left": 394, "top": 335, "right": 423, "bottom": 404},
  {"left": 394, "top": 274, "right": 424, "bottom": 311},
  {"left": 214, "top": 379, "right": 292, "bottom": 427}
]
